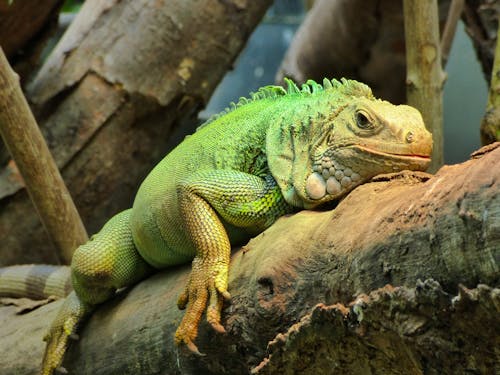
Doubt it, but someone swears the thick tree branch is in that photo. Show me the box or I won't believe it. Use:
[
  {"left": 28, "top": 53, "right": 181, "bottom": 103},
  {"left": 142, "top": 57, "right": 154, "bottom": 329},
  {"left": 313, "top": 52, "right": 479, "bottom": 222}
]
[{"left": 0, "top": 143, "right": 498, "bottom": 375}]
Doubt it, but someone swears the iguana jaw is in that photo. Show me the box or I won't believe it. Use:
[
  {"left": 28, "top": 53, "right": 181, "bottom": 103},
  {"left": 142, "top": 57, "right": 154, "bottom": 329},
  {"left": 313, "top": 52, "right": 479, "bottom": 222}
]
[
  {"left": 301, "top": 142, "right": 431, "bottom": 208},
  {"left": 354, "top": 144, "right": 431, "bottom": 166}
]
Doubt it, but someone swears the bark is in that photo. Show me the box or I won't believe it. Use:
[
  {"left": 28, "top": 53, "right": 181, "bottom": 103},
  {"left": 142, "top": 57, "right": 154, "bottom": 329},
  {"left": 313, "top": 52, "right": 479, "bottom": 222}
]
[
  {"left": 404, "top": 0, "right": 446, "bottom": 172},
  {"left": 252, "top": 283, "right": 499, "bottom": 375},
  {"left": 480, "top": 23, "right": 500, "bottom": 144},
  {"left": 0, "top": 143, "right": 498, "bottom": 375},
  {"left": 275, "top": 0, "right": 451, "bottom": 104},
  {"left": 0, "top": 48, "right": 88, "bottom": 264},
  {"left": 0, "top": 0, "right": 272, "bottom": 266}
]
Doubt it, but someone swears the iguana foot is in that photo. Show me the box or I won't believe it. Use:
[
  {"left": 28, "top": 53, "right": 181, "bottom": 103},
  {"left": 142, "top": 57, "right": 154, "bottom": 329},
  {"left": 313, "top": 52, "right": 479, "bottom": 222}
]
[
  {"left": 41, "top": 292, "right": 91, "bottom": 375},
  {"left": 174, "top": 257, "right": 230, "bottom": 355}
]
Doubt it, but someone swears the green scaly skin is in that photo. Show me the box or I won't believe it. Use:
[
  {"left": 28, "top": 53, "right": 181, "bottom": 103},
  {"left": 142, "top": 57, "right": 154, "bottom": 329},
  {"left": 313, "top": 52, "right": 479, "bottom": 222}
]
[{"left": 15, "top": 78, "right": 432, "bottom": 374}]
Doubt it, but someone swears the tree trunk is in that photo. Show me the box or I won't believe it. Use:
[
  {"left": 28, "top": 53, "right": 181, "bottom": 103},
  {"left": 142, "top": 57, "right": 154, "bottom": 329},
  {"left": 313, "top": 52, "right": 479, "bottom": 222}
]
[
  {"left": 1, "top": 143, "right": 498, "bottom": 375},
  {"left": 0, "top": 0, "right": 272, "bottom": 266}
]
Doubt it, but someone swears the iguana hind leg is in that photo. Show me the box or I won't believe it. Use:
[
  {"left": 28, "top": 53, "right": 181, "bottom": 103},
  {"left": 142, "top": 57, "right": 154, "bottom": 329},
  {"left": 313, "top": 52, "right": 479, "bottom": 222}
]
[{"left": 41, "top": 209, "right": 153, "bottom": 375}]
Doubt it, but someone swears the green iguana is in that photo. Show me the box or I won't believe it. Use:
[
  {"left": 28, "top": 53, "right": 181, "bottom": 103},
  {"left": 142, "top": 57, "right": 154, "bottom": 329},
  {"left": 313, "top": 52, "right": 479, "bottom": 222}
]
[{"left": 0, "top": 78, "right": 432, "bottom": 375}]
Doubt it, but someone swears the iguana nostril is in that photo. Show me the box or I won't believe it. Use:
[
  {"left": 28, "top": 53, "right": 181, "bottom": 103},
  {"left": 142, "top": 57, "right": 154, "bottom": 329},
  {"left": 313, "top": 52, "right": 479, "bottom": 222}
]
[{"left": 406, "top": 131, "right": 415, "bottom": 143}]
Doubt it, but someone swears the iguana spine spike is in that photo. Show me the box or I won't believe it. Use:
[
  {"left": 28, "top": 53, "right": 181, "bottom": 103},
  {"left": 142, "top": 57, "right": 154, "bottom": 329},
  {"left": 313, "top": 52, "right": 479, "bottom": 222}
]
[
  {"left": 285, "top": 78, "right": 300, "bottom": 94},
  {"left": 306, "top": 79, "right": 322, "bottom": 94},
  {"left": 301, "top": 83, "right": 311, "bottom": 94},
  {"left": 323, "top": 78, "right": 333, "bottom": 89}
]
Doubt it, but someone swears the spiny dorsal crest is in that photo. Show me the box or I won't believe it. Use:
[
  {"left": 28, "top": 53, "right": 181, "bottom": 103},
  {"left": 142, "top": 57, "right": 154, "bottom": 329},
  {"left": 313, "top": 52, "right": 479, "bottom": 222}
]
[{"left": 199, "top": 77, "right": 373, "bottom": 129}]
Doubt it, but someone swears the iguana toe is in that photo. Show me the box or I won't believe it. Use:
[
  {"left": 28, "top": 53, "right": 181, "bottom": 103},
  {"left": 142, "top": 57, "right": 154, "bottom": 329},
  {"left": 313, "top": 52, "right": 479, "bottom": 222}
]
[
  {"left": 40, "top": 292, "right": 91, "bottom": 375},
  {"left": 41, "top": 325, "right": 72, "bottom": 375},
  {"left": 174, "top": 258, "right": 230, "bottom": 353}
]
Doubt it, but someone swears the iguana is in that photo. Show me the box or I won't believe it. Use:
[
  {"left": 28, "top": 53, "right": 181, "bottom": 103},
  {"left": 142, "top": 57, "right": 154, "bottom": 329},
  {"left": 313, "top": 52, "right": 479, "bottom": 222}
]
[{"left": 0, "top": 78, "right": 432, "bottom": 375}]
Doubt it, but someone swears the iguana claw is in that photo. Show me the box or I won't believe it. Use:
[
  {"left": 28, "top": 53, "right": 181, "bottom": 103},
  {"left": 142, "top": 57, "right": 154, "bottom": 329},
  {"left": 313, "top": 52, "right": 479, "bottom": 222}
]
[{"left": 174, "top": 257, "right": 230, "bottom": 354}]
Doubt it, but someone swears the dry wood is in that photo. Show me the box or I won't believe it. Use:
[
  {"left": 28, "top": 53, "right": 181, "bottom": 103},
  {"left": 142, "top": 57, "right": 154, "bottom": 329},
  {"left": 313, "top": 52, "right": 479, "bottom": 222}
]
[
  {"left": 0, "top": 0, "right": 272, "bottom": 266},
  {"left": 0, "top": 47, "right": 88, "bottom": 264},
  {"left": 252, "top": 283, "right": 499, "bottom": 375},
  {"left": 0, "top": 143, "right": 498, "bottom": 375},
  {"left": 403, "top": 0, "right": 446, "bottom": 172}
]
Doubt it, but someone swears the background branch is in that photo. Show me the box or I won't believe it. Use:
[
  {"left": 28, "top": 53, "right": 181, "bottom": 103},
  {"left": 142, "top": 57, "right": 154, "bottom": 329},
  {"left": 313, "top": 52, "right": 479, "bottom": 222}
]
[
  {"left": 480, "top": 24, "right": 500, "bottom": 144},
  {"left": 0, "top": 47, "right": 88, "bottom": 264},
  {"left": 404, "top": 0, "right": 446, "bottom": 171},
  {"left": 441, "top": 0, "right": 465, "bottom": 65}
]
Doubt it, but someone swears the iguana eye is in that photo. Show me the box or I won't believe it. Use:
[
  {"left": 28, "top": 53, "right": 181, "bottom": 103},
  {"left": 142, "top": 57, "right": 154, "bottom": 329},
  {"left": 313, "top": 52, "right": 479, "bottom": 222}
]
[{"left": 355, "top": 111, "right": 372, "bottom": 129}]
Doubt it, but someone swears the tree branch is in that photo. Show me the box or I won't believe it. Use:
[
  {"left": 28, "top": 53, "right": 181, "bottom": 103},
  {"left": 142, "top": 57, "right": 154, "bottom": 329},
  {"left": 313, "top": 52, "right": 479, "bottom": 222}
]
[
  {"left": 0, "top": 47, "right": 88, "bottom": 264},
  {"left": 403, "top": 0, "right": 446, "bottom": 171},
  {"left": 441, "top": 0, "right": 465, "bottom": 66},
  {"left": 480, "top": 23, "right": 500, "bottom": 144}
]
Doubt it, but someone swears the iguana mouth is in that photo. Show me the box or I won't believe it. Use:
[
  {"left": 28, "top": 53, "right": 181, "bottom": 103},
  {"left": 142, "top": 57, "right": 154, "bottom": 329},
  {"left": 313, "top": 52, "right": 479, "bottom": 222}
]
[{"left": 354, "top": 145, "right": 431, "bottom": 160}]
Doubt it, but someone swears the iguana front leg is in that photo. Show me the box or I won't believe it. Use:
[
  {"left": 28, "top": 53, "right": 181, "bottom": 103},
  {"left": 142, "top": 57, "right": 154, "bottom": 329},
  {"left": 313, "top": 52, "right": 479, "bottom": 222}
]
[{"left": 175, "top": 170, "right": 293, "bottom": 353}]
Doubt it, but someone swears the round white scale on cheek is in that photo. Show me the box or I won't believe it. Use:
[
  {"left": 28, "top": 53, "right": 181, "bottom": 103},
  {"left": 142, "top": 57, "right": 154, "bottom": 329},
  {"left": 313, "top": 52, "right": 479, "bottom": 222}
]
[{"left": 305, "top": 172, "right": 326, "bottom": 200}]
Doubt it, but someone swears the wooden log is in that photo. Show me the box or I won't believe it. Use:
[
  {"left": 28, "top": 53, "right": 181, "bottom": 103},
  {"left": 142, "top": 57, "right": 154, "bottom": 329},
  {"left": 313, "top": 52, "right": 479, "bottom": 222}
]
[{"left": 0, "top": 143, "right": 498, "bottom": 374}]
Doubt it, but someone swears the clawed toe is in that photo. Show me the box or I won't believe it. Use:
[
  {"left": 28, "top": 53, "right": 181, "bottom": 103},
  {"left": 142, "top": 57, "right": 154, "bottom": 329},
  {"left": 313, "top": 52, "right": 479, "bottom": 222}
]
[{"left": 209, "top": 321, "right": 226, "bottom": 334}]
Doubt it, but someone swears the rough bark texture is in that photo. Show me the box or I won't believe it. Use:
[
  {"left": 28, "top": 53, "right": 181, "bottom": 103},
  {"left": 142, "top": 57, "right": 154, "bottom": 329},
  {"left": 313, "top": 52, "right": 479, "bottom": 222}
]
[
  {"left": 0, "top": 143, "right": 498, "bottom": 375},
  {"left": 0, "top": 0, "right": 272, "bottom": 266},
  {"left": 252, "top": 283, "right": 500, "bottom": 375},
  {"left": 275, "top": 0, "right": 451, "bottom": 104},
  {"left": 0, "top": 48, "right": 88, "bottom": 264},
  {"left": 404, "top": 0, "right": 446, "bottom": 172}
]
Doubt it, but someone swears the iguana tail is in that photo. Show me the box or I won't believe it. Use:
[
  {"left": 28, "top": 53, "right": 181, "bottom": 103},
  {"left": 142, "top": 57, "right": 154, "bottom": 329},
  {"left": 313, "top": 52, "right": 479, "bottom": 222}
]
[{"left": 0, "top": 265, "right": 72, "bottom": 299}]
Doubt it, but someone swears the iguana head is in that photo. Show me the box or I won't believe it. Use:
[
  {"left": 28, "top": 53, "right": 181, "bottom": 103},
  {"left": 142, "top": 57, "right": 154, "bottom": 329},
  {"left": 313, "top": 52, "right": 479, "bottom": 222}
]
[{"left": 266, "top": 78, "right": 432, "bottom": 209}]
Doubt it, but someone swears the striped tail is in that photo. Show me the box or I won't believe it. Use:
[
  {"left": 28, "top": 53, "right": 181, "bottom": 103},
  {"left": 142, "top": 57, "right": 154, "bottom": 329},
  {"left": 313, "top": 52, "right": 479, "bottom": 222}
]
[{"left": 0, "top": 265, "right": 72, "bottom": 300}]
